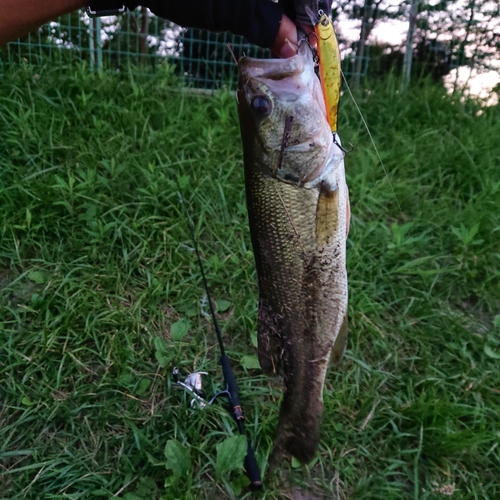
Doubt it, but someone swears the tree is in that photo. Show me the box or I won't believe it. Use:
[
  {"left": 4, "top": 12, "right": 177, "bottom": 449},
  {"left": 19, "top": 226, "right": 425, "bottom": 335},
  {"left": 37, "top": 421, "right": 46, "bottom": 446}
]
[
  {"left": 333, "top": 0, "right": 405, "bottom": 86},
  {"left": 334, "top": 0, "right": 499, "bottom": 91},
  {"left": 435, "top": 0, "right": 499, "bottom": 87}
]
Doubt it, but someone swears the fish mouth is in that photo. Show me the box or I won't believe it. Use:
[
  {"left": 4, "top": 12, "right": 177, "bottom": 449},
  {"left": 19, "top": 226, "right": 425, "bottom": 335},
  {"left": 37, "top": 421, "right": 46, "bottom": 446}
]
[
  {"left": 238, "top": 43, "right": 316, "bottom": 108},
  {"left": 238, "top": 39, "right": 339, "bottom": 187},
  {"left": 239, "top": 42, "right": 313, "bottom": 81}
]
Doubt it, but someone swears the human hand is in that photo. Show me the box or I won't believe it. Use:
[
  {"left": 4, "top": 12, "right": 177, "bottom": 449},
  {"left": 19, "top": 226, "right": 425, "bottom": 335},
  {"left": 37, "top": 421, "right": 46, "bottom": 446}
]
[
  {"left": 278, "top": 0, "right": 333, "bottom": 52},
  {"left": 271, "top": 17, "right": 321, "bottom": 58},
  {"left": 144, "top": 0, "right": 285, "bottom": 53},
  {"left": 270, "top": 14, "right": 298, "bottom": 58},
  {"left": 138, "top": 0, "right": 329, "bottom": 59},
  {"left": 143, "top": 0, "right": 320, "bottom": 59}
]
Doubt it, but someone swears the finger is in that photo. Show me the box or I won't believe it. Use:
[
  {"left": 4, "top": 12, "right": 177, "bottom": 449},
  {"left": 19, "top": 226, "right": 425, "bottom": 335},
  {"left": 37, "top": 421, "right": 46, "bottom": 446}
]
[{"left": 270, "top": 14, "right": 298, "bottom": 58}]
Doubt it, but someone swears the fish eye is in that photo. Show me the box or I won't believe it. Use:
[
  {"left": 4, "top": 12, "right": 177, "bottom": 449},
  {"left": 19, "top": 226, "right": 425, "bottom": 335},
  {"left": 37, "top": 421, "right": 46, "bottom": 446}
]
[{"left": 251, "top": 95, "right": 272, "bottom": 116}]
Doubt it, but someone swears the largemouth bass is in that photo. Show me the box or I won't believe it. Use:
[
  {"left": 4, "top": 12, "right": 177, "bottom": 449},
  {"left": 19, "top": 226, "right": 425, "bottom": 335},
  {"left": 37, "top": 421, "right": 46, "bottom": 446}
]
[{"left": 237, "top": 43, "right": 349, "bottom": 465}]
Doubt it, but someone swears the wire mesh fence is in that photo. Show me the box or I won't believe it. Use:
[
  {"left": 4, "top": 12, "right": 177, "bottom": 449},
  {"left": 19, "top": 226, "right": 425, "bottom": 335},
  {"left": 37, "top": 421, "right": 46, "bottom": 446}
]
[{"left": 0, "top": 8, "right": 368, "bottom": 88}]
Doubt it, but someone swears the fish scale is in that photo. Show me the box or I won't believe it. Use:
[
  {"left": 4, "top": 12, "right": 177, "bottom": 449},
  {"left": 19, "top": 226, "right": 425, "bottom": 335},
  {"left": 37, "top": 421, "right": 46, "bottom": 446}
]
[
  {"left": 246, "top": 173, "right": 318, "bottom": 375},
  {"left": 238, "top": 43, "right": 349, "bottom": 465}
]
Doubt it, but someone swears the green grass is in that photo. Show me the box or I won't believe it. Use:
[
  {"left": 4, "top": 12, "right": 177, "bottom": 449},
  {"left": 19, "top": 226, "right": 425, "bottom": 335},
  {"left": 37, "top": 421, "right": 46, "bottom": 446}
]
[{"left": 1, "top": 63, "right": 499, "bottom": 499}]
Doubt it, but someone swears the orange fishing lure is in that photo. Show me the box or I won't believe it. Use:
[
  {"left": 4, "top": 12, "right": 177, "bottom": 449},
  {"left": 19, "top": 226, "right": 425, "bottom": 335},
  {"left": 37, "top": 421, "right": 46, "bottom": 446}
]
[{"left": 314, "top": 12, "right": 342, "bottom": 134}]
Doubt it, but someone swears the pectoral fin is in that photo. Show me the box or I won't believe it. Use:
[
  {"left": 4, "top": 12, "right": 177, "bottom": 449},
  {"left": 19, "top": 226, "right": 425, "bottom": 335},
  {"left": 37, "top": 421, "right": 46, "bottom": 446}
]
[{"left": 315, "top": 181, "right": 339, "bottom": 246}]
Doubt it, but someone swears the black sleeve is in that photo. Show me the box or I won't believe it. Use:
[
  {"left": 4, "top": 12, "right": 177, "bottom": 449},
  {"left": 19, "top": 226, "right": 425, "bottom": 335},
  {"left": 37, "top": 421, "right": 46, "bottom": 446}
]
[
  {"left": 144, "top": 0, "right": 283, "bottom": 48},
  {"left": 281, "top": 0, "right": 333, "bottom": 25}
]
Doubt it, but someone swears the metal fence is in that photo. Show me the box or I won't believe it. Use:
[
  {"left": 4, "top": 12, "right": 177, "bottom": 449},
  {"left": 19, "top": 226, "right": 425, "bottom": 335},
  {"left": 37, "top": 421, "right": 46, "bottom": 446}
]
[{"left": 1, "top": 9, "right": 367, "bottom": 88}]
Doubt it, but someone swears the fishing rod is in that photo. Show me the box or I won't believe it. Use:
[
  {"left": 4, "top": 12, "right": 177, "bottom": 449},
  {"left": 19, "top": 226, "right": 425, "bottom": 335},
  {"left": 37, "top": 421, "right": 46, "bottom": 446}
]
[{"left": 174, "top": 186, "right": 262, "bottom": 491}]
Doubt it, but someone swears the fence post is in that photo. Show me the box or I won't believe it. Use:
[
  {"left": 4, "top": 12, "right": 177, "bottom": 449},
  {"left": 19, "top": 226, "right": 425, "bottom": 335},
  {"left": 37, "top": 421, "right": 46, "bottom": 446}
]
[
  {"left": 95, "top": 17, "right": 103, "bottom": 71},
  {"left": 89, "top": 17, "right": 95, "bottom": 69}
]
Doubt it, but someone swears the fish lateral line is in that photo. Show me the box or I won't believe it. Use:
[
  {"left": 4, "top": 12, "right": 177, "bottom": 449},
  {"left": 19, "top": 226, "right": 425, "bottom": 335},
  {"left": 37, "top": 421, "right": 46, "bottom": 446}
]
[{"left": 272, "top": 183, "right": 308, "bottom": 258}]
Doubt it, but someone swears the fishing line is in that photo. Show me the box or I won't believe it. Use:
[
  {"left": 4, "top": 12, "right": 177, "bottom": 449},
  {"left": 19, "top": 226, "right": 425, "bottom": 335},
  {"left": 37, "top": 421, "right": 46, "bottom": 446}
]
[
  {"left": 341, "top": 70, "right": 403, "bottom": 214},
  {"left": 341, "top": 68, "right": 453, "bottom": 341},
  {"left": 174, "top": 182, "right": 262, "bottom": 491}
]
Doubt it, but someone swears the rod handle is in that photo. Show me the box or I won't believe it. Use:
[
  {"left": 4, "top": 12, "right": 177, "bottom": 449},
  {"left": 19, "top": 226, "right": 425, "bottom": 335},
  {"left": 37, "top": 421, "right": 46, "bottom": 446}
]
[{"left": 244, "top": 439, "right": 263, "bottom": 491}]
